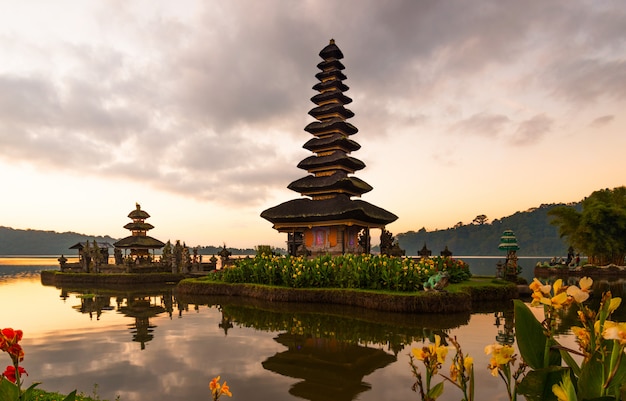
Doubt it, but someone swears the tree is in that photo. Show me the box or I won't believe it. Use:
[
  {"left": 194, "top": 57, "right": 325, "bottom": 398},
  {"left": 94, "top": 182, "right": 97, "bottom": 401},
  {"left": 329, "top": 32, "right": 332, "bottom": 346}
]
[
  {"left": 472, "top": 214, "right": 489, "bottom": 225},
  {"left": 549, "top": 187, "right": 626, "bottom": 265}
]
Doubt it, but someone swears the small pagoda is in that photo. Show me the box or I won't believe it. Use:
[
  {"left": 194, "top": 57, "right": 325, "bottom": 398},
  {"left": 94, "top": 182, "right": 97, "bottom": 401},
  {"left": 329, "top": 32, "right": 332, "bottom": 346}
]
[
  {"left": 113, "top": 203, "right": 165, "bottom": 261},
  {"left": 498, "top": 230, "right": 520, "bottom": 281},
  {"left": 261, "top": 40, "right": 398, "bottom": 256}
]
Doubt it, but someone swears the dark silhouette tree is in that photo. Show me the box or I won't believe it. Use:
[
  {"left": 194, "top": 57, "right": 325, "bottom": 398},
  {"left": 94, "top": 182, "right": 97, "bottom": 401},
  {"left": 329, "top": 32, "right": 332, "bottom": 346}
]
[
  {"left": 472, "top": 214, "right": 489, "bottom": 225},
  {"left": 549, "top": 187, "right": 626, "bottom": 265}
]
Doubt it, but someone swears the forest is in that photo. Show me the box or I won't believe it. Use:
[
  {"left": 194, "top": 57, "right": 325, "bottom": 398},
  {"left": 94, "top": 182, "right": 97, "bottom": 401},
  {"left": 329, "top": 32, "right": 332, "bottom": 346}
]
[
  {"left": 395, "top": 202, "right": 581, "bottom": 256},
  {"left": 0, "top": 202, "right": 581, "bottom": 257}
]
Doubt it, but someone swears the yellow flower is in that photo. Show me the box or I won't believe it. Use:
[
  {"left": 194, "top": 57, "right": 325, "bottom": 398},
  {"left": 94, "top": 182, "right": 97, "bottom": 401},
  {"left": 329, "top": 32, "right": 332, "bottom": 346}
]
[
  {"left": 608, "top": 297, "right": 622, "bottom": 314},
  {"left": 552, "top": 383, "right": 569, "bottom": 401},
  {"left": 529, "top": 278, "right": 551, "bottom": 295},
  {"left": 602, "top": 321, "right": 626, "bottom": 345},
  {"left": 411, "top": 335, "right": 448, "bottom": 375},
  {"left": 571, "top": 326, "right": 591, "bottom": 353},
  {"left": 566, "top": 277, "right": 593, "bottom": 303},
  {"left": 485, "top": 343, "right": 515, "bottom": 375},
  {"left": 540, "top": 291, "right": 569, "bottom": 309},
  {"left": 552, "top": 373, "right": 576, "bottom": 401},
  {"left": 464, "top": 355, "right": 474, "bottom": 372}
]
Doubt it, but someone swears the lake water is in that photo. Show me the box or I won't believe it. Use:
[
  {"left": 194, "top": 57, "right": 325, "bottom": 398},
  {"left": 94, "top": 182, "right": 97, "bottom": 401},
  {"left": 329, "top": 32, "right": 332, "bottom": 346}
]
[{"left": 0, "top": 256, "right": 624, "bottom": 401}]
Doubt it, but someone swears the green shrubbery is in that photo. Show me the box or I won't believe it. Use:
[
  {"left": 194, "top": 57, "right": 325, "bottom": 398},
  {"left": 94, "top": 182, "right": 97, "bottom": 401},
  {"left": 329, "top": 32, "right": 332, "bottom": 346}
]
[{"left": 209, "top": 254, "right": 471, "bottom": 292}]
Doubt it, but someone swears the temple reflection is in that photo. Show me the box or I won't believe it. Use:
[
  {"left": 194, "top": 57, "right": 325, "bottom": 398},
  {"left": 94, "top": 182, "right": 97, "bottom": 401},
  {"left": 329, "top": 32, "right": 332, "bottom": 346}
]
[
  {"left": 263, "top": 333, "right": 396, "bottom": 401},
  {"left": 64, "top": 286, "right": 177, "bottom": 349}
]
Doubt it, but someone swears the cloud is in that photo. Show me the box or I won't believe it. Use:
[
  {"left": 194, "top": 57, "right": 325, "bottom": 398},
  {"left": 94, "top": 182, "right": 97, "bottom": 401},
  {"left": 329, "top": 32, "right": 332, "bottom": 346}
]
[
  {"left": 0, "top": 0, "right": 624, "bottom": 209},
  {"left": 511, "top": 114, "right": 553, "bottom": 145},
  {"left": 452, "top": 113, "right": 511, "bottom": 138},
  {"left": 590, "top": 115, "right": 614, "bottom": 127}
]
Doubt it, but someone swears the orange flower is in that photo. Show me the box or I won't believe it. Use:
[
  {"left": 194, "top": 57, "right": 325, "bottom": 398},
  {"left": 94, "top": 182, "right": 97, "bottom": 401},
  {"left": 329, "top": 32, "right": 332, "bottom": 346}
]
[{"left": 209, "top": 376, "right": 232, "bottom": 400}]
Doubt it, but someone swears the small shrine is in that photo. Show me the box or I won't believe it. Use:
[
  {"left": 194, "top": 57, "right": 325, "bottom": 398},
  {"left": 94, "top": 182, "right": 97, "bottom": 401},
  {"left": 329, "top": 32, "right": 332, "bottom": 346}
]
[
  {"left": 113, "top": 203, "right": 165, "bottom": 261},
  {"left": 498, "top": 230, "right": 520, "bottom": 281},
  {"left": 418, "top": 243, "right": 432, "bottom": 259},
  {"left": 261, "top": 40, "right": 398, "bottom": 256}
]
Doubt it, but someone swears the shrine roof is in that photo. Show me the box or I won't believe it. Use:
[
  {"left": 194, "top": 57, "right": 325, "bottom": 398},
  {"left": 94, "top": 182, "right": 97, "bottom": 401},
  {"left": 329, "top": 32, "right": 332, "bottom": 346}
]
[
  {"left": 260, "top": 195, "right": 398, "bottom": 227},
  {"left": 303, "top": 134, "right": 360, "bottom": 152},
  {"left": 288, "top": 173, "right": 373, "bottom": 196},
  {"left": 113, "top": 236, "right": 165, "bottom": 249}
]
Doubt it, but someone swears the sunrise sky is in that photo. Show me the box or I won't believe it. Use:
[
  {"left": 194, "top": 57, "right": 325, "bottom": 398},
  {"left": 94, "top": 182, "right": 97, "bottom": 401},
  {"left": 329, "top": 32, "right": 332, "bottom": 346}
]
[{"left": 1, "top": 1, "right": 624, "bottom": 249}]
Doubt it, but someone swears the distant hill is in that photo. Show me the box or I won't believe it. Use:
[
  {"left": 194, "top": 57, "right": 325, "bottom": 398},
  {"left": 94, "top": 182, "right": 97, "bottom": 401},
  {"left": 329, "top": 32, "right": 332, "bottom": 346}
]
[
  {"left": 1, "top": 201, "right": 580, "bottom": 256},
  {"left": 0, "top": 226, "right": 118, "bottom": 255},
  {"left": 0, "top": 226, "right": 260, "bottom": 256},
  {"left": 396, "top": 203, "right": 582, "bottom": 257}
]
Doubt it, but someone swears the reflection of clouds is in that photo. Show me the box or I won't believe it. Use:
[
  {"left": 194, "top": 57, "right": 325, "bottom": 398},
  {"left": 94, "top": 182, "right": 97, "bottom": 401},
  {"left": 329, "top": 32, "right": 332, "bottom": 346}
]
[{"left": 12, "top": 275, "right": 545, "bottom": 401}]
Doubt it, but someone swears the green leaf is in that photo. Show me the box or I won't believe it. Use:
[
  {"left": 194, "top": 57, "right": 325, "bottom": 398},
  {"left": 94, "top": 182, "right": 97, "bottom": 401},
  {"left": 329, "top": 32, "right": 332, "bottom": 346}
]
[
  {"left": 0, "top": 377, "right": 19, "bottom": 401},
  {"left": 514, "top": 300, "right": 548, "bottom": 369},
  {"left": 577, "top": 352, "right": 605, "bottom": 400},
  {"left": 517, "top": 366, "right": 568, "bottom": 401},
  {"left": 427, "top": 381, "right": 445, "bottom": 400},
  {"left": 21, "top": 382, "right": 41, "bottom": 401},
  {"left": 559, "top": 348, "right": 581, "bottom": 377},
  {"left": 62, "top": 389, "right": 77, "bottom": 401}
]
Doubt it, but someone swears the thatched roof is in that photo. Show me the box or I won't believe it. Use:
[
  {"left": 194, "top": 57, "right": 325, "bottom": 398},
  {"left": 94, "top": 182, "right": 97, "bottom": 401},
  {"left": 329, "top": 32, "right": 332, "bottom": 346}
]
[
  {"left": 113, "top": 236, "right": 165, "bottom": 249},
  {"left": 261, "top": 195, "right": 397, "bottom": 228}
]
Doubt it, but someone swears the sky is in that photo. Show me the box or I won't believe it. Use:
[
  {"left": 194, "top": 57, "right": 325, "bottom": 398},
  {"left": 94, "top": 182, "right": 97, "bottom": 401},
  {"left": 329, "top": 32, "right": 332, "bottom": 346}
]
[{"left": 1, "top": 0, "right": 625, "bottom": 250}]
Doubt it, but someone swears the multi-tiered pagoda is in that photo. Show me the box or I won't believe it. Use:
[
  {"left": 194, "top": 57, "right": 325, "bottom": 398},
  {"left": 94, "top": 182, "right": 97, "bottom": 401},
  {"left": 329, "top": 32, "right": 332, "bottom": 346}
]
[
  {"left": 114, "top": 203, "right": 165, "bottom": 261},
  {"left": 261, "top": 39, "right": 397, "bottom": 256}
]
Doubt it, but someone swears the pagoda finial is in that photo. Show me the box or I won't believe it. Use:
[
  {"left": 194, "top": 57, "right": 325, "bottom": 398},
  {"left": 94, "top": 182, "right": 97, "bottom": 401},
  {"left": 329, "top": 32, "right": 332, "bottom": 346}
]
[
  {"left": 136, "top": 202, "right": 140, "bottom": 210},
  {"left": 330, "top": 38, "right": 335, "bottom": 45}
]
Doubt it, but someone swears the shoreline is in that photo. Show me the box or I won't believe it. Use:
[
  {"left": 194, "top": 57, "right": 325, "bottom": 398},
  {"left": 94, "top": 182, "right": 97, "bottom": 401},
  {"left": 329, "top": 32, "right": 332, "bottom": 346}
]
[{"left": 40, "top": 270, "right": 518, "bottom": 314}]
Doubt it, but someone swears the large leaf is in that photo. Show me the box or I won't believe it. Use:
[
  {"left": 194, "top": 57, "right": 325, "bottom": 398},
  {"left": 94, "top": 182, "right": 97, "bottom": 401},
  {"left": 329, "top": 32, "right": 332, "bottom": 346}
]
[
  {"left": 0, "top": 377, "right": 19, "bottom": 401},
  {"left": 517, "top": 366, "right": 568, "bottom": 401},
  {"left": 514, "top": 300, "right": 548, "bottom": 369},
  {"left": 577, "top": 353, "right": 605, "bottom": 400}
]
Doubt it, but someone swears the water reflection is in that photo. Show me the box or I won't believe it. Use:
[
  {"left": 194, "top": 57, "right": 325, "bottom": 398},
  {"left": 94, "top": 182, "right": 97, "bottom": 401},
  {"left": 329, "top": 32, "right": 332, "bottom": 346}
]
[
  {"left": 56, "top": 285, "right": 178, "bottom": 349},
  {"left": 24, "top": 270, "right": 623, "bottom": 401}
]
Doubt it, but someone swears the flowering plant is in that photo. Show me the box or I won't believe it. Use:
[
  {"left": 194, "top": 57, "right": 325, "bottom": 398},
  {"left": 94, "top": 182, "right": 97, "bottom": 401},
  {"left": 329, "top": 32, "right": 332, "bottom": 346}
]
[
  {"left": 409, "top": 334, "right": 474, "bottom": 401},
  {"left": 1, "top": 327, "right": 76, "bottom": 401},
  {"left": 209, "top": 376, "right": 232, "bottom": 400},
  {"left": 515, "top": 277, "right": 626, "bottom": 400}
]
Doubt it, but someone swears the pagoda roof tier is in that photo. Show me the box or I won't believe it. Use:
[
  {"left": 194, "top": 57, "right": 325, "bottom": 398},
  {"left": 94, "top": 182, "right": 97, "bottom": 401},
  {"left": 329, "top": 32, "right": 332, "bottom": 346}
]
[
  {"left": 308, "top": 103, "right": 354, "bottom": 120},
  {"left": 261, "top": 195, "right": 398, "bottom": 229},
  {"left": 114, "top": 236, "right": 165, "bottom": 249},
  {"left": 310, "top": 90, "right": 352, "bottom": 106},
  {"left": 123, "top": 222, "right": 155, "bottom": 231},
  {"left": 315, "top": 69, "right": 347, "bottom": 82},
  {"left": 287, "top": 173, "right": 372, "bottom": 196},
  {"left": 304, "top": 118, "right": 358, "bottom": 136},
  {"left": 317, "top": 59, "right": 345, "bottom": 71},
  {"left": 297, "top": 152, "right": 365, "bottom": 173},
  {"left": 319, "top": 39, "right": 344, "bottom": 59},
  {"left": 303, "top": 134, "right": 361, "bottom": 153},
  {"left": 312, "top": 80, "right": 349, "bottom": 93},
  {"left": 128, "top": 204, "right": 150, "bottom": 219}
]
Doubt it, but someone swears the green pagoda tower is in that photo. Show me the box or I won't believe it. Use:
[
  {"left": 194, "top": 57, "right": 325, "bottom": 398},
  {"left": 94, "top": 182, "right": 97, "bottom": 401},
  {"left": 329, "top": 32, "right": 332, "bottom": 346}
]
[{"left": 261, "top": 39, "right": 398, "bottom": 256}]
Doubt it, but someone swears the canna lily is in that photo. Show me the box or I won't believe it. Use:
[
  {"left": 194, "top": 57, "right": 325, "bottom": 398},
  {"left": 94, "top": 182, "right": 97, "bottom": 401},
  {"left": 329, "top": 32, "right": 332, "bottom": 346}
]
[
  {"left": 2, "top": 365, "right": 27, "bottom": 384},
  {"left": 209, "top": 376, "right": 232, "bottom": 400},
  {"left": 552, "top": 373, "right": 577, "bottom": 401},
  {"left": 0, "top": 329, "right": 23, "bottom": 354},
  {"left": 602, "top": 321, "right": 626, "bottom": 345},
  {"left": 412, "top": 334, "right": 449, "bottom": 364},
  {"left": 485, "top": 343, "right": 515, "bottom": 376},
  {"left": 570, "top": 326, "right": 591, "bottom": 354},
  {"left": 566, "top": 277, "right": 593, "bottom": 303},
  {"left": 608, "top": 297, "right": 622, "bottom": 314}
]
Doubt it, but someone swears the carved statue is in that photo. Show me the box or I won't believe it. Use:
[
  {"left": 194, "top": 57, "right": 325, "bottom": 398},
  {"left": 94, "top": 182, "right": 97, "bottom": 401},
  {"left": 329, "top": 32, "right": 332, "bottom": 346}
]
[{"left": 423, "top": 271, "right": 450, "bottom": 292}]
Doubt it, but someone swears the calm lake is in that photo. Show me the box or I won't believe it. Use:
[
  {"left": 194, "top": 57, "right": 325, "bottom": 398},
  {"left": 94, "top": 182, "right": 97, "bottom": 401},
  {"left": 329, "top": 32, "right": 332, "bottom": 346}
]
[{"left": 1, "top": 256, "right": 624, "bottom": 401}]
